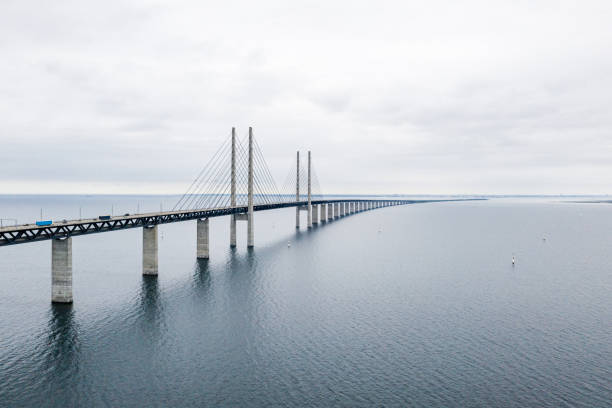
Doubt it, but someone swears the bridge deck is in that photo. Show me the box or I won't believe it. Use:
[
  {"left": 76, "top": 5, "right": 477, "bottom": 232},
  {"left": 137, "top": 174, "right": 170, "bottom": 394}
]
[{"left": 0, "top": 199, "right": 440, "bottom": 246}]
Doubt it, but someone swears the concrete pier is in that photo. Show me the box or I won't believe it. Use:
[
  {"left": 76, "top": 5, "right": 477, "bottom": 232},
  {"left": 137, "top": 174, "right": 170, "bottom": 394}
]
[
  {"left": 327, "top": 203, "right": 332, "bottom": 221},
  {"left": 312, "top": 204, "right": 319, "bottom": 224},
  {"left": 307, "top": 151, "right": 312, "bottom": 228},
  {"left": 295, "top": 151, "right": 300, "bottom": 229},
  {"left": 143, "top": 225, "right": 158, "bottom": 275},
  {"left": 197, "top": 218, "right": 209, "bottom": 259},
  {"left": 51, "top": 237, "right": 72, "bottom": 303}
]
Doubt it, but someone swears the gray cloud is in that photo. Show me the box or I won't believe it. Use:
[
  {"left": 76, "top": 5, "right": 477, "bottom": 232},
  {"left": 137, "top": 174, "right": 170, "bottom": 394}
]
[{"left": 1, "top": 0, "right": 612, "bottom": 195}]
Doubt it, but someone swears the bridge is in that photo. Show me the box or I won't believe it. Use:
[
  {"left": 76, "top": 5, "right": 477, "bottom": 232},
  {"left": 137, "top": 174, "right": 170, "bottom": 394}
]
[{"left": 0, "top": 127, "right": 451, "bottom": 303}]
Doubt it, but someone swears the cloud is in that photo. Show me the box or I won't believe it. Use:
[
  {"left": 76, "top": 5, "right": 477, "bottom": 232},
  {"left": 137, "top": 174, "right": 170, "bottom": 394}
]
[{"left": 1, "top": 0, "right": 612, "bottom": 194}]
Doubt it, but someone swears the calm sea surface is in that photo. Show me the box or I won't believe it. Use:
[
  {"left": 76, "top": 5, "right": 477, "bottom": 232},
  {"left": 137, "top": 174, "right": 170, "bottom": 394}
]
[{"left": 1, "top": 195, "right": 611, "bottom": 407}]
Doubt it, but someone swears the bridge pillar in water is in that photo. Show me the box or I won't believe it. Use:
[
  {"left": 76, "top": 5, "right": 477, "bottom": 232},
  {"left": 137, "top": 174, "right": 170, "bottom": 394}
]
[
  {"left": 51, "top": 237, "right": 73, "bottom": 303},
  {"left": 320, "top": 204, "right": 326, "bottom": 222},
  {"left": 230, "top": 127, "right": 237, "bottom": 247},
  {"left": 327, "top": 203, "right": 333, "bottom": 221},
  {"left": 295, "top": 150, "right": 300, "bottom": 229},
  {"left": 307, "top": 151, "right": 312, "bottom": 228},
  {"left": 197, "top": 218, "right": 209, "bottom": 259},
  {"left": 247, "top": 127, "right": 254, "bottom": 247},
  {"left": 312, "top": 204, "right": 319, "bottom": 224},
  {"left": 143, "top": 225, "right": 158, "bottom": 275}
]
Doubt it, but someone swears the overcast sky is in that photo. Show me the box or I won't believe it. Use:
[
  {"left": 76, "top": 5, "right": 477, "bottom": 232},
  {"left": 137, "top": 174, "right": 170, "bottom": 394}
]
[{"left": 1, "top": 0, "right": 611, "bottom": 195}]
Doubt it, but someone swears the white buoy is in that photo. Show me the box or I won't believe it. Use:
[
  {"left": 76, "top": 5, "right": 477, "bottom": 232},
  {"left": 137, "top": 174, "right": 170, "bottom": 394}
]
[
  {"left": 287, "top": 241, "right": 291, "bottom": 247},
  {"left": 512, "top": 255, "right": 515, "bottom": 266}
]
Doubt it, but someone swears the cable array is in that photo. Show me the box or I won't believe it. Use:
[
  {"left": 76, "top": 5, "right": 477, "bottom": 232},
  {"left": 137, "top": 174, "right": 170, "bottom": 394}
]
[{"left": 173, "top": 131, "right": 303, "bottom": 211}]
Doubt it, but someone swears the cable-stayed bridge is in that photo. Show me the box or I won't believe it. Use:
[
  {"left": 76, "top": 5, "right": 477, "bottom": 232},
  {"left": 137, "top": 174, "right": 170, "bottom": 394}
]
[{"left": 0, "top": 127, "right": 452, "bottom": 303}]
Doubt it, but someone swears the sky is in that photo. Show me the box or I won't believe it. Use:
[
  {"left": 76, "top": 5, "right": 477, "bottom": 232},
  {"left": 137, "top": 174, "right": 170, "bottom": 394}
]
[{"left": 1, "top": 0, "right": 611, "bottom": 195}]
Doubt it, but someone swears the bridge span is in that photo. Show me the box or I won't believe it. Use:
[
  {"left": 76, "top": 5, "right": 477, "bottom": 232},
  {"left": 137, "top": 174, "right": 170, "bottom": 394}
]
[{"left": 1, "top": 127, "right": 456, "bottom": 303}]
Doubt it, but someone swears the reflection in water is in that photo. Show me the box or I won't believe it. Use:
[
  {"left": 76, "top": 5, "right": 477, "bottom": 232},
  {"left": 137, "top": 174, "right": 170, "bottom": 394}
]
[
  {"left": 193, "top": 259, "right": 211, "bottom": 294},
  {"left": 45, "top": 304, "right": 80, "bottom": 382},
  {"left": 139, "top": 275, "right": 165, "bottom": 336}
]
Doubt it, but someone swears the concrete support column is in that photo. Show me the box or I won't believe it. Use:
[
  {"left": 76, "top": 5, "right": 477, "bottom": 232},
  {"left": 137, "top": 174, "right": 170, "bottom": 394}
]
[
  {"left": 143, "top": 225, "right": 158, "bottom": 275},
  {"left": 327, "top": 203, "right": 333, "bottom": 221},
  {"left": 295, "top": 151, "right": 300, "bottom": 229},
  {"left": 197, "top": 218, "right": 209, "bottom": 259},
  {"left": 52, "top": 237, "right": 73, "bottom": 303},
  {"left": 320, "top": 204, "right": 326, "bottom": 222},
  {"left": 342, "top": 202, "right": 346, "bottom": 216},
  {"left": 230, "top": 127, "right": 237, "bottom": 247},
  {"left": 307, "top": 151, "right": 312, "bottom": 228},
  {"left": 247, "top": 127, "right": 254, "bottom": 247},
  {"left": 312, "top": 204, "right": 319, "bottom": 224}
]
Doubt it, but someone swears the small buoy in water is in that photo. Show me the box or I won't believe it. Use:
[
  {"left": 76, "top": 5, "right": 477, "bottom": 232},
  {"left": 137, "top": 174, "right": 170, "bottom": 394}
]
[
  {"left": 512, "top": 255, "right": 515, "bottom": 265},
  {"left": 287, "top": 241, "right": 291, "bottom": 247}
]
